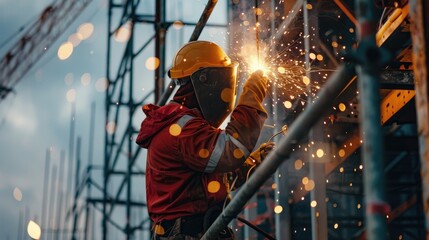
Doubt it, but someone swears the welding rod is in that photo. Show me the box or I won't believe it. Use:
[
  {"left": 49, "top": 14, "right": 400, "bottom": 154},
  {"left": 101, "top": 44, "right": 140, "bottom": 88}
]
[{"left": 255, "top": 0, "right": 260, "bottom": 66}]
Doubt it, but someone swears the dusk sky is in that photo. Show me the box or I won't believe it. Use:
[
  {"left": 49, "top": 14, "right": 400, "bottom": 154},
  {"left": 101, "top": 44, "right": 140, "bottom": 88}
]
[{"left": 0, "top": 0, "right": 228, "bottom": 238}]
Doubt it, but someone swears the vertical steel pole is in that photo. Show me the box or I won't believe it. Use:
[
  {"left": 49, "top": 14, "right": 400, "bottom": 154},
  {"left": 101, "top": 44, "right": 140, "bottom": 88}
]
[
  {"left": 48, "top": 165, "right": 58, "bottom": 240},
  {"left": 72, "top": 137, "right": 81, "bottom": 240},
  {"left": 409, "top": 0, "right": 429, "bottom": 238},
  {"left": 304, "top": 1, "right": 328, "bottom": 239},
  {"left": 355, "top": 0, "right": 388, "bottom": 239},
  {"left": 126, "top": 2, "right": 137, "bottom": 239},
  {"left": 55, "top": 150, "right": 65, "bottom": 240},
  {"left": 155, "top": 0, "right": 166, "bottom": 103},
  {"left": 41, "top": 148, "right": 51, "bottom": 236},
  {"left": 272, "top": 0, "right": 291, "bottom": 238},
  {"left": 65, "top": 101, "right": 76, "bottom": 239},
  {"left": 84, "top": 102, "right": 96, "bottom": 240},
  {"left": 104, "top": 1, "right": 113, "bottom": 239}
]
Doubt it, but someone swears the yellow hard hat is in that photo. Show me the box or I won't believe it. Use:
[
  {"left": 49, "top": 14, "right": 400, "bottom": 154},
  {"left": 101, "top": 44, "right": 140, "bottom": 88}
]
[{"left": 168, "top": 41, "right": 232, "bottom": 79}]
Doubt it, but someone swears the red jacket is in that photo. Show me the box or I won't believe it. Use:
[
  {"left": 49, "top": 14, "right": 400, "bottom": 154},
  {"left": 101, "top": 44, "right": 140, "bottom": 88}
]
[{"left": 136, "top": 102, "right": 266, "bottom": 224}]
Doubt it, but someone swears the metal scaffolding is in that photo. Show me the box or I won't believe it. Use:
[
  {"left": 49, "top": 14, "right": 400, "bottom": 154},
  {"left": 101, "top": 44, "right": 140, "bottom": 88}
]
[
  {"left": 2, "top": 0, "right": 428, "bottom": 239},
  {"left": 204, "top": 0, "right": 426, "bottom": 239},
  {"left": 75, "top": 1, "right": 224, "bottom": 239},
  {"left": 68, "top": 0, "right": 428, "bottom": 239}
]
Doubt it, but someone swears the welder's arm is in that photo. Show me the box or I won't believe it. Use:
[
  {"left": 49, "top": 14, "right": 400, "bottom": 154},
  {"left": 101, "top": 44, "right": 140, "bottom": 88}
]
[
  {"left": 236, "top": 70, "right": 268, "bottom": 114},
  {"left": 180, "top": 71, "right": 269, "bottom": 174},
  {"left": 211, "top": 70, "right": 269, "bottom": 172}
]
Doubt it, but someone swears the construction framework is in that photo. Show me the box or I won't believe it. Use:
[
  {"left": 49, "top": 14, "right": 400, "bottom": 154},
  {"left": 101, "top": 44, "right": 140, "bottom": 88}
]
[
  {"left": 206, "top": 0, "right": 427, "bottom": 239},
  {"left": 2, "top": 0, "right": 427, "bottom": 239},
  {"left": 68, "top": 0, "right": 429, "bottom": 239}
]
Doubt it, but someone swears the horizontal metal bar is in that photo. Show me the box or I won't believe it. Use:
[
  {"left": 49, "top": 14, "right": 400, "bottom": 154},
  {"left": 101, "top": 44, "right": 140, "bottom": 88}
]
[
  {"left": 87, "top": 198, "right": 147, "bottom": 207},
  {"left": 380, "top": 70, "right": 414, "bottom": 89}
]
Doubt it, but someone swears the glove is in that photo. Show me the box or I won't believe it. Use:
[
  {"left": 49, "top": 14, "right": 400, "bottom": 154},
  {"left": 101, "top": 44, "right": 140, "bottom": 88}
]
[
  {"left": 244, "top": 141, "right": 275, "bottom": 166},
  {"left": 237, "top": 70, "right": 268, "bottom": 113}
]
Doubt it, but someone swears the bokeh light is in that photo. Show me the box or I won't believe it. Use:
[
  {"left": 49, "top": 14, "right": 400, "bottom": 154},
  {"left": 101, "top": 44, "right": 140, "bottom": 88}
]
[
  {"left": 81, "top": 73, "right": 91, "bottom": 86},
  {"left": 221, "top": 88, "right": 234, "bottom": 103},
  {"left": 198, "top": 149, "right": 210, "bottom": 158},
  {"left": 302, "top": 177, "right": 309, "bottom": 185},
  {"left": 27, "top": 221, "right": 41, "bottom": 239},
  {"left": 154, "top": 225, "right": 165, "bottom": 235},
  {"left": 338, "top": 103, "right": 346, "bottom": 112},
  {"left": 145, "top": 57, "right": 160, "bottom": 70},
  {"left": 233, "top": 148, "right": 244, "bottom": 159},
  {"left": 68, "top": 33, "right": 82, "bottom": 47},
  {"left": 274, "top": 205, "right": 283, "bottom": 214},
  {"left": 13, "top": 187, "right": 22, "bottom": 201},
  {"left": 294, "top": 159, "right": 303, "bottom": 170},
  {"left": 106, "top": 121, "right": 116, "bottom": 135},
  {"left": 114, "top": 21, "right": 131, "bottom": 42},
  {"left": 207, "top": 181, "right": 221, "bottom": 193},
  {"left": 283, "top": 100, "right": 292, "bottom": 109},
  {"left": 169, "top": 123, "right": 182, "bottom": 136},
  {"left": 302, "top": 76, "right": 310, "bottom": 85},
  {"left": 304, "top": 179, "right": 315, "bottom": 191},
  {"left": 57, "top": 42, "right": 74, "bottom": 60},
  {"left": 277, "top": 66, "right": 286, "bottom": 74},
  {"left": 77, "top": 22, "right": 94, "bottom": 40},
  {"left": 172, "top": 20, "right": 184, "bottom": 30},
  {"left": 316, "top": 148, "right": 324, "bottom": 158},
  {"left": 66, "top": 89, "right": 76, "bottom": 103},
  {"left": 338, "top": 149, "right": 346, "bottom": 157},
  {"left": 64, "top": 73, "right": 74, "bottom": 86},
  {"left": 95, "top": 77, "right": 109, "bottom": 92}
]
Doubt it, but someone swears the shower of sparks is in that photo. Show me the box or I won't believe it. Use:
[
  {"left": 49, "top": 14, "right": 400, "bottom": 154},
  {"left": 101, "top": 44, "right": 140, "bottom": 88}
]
[{"left": 229, "top": 3, "right": 335, "bottom": 107}]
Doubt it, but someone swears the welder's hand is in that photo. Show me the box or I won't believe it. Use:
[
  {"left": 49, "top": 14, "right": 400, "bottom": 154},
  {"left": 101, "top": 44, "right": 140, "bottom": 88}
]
[
  {"left": 245, "top": 141, "right": 275, "bottom": 166},
  {"left": 237, "top": 70, "right": 269, "bottom": 113}
]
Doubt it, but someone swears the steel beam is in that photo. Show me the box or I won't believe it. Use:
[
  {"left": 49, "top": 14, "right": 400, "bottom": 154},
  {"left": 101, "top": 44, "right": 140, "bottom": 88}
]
[
  {"left": 409, "top": 0, "right": 429, "bottom": 237},
  {"left": 380, "top": 70, "right": 414, "bottom": 89},
  {"left": 333, "top": 0, "right": 357, "bottom": 25}
]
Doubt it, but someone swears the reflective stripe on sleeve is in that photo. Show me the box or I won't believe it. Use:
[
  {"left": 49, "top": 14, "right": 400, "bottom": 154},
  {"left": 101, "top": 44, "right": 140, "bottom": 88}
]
[
  {"left": 204, "top": 132, "right": 227, "bottom": 173},
  {"left": 204, "top": 132, "right": 250, "bottom": 173},
  {"left": 228, "top": 136, "right": 250, "bottom": 158},
  {"left": 176, "top": 115, "right": 194, "bottom": 128}
]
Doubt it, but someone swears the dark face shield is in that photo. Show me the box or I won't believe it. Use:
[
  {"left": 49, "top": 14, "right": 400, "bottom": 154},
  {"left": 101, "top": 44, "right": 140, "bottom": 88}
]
[{"left": 190, "top": 63, "right": 238, "bottom": 128}]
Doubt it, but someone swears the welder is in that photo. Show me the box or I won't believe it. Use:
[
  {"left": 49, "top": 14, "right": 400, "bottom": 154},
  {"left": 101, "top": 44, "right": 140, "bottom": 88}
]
[{"left": 136, "top": 40, "right": 274, "bottom": 239}]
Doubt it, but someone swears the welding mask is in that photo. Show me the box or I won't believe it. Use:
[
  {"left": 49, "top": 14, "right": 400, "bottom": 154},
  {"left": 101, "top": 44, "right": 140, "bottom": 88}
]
[
  {"left": 169, "top": 41, "right": 239, "bottom": 127},
  {"left": 190, "top": 63, "right": 238, "bottom": 127}
]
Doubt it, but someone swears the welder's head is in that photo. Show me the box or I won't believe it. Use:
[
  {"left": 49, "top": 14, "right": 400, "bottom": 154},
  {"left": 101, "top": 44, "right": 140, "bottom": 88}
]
[{"left": 169, "top": 40, "right": 238, "bottom": 128}]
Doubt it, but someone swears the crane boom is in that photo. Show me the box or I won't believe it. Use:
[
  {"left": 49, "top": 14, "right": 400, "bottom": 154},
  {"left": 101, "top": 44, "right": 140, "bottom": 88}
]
[{"left": 0, "top": 0, "right": 92, "bottom": 100}]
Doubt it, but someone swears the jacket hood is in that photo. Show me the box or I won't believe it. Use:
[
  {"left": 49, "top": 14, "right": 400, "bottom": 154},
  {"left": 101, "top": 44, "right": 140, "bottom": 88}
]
[{"left": 135, "top": 103, "right": 199, "bottom": 148}]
